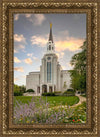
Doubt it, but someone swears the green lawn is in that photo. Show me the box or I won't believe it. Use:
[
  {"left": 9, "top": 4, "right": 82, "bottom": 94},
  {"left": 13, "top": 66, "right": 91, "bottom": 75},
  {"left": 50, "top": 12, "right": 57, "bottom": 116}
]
[{"left": 14, "top": 96, "right": 79, "bottom": 107}]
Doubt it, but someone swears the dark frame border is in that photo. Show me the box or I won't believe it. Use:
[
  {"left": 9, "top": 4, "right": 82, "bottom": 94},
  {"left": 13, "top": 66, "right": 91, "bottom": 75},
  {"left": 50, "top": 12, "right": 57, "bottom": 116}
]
[{"left": 0, "top": 0, "right": 100, "bottom": 137}]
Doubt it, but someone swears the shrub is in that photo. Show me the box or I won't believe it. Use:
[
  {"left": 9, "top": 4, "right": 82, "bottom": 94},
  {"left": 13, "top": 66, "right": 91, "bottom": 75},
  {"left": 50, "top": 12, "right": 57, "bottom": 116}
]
[
  {"left": 26, "top": 89, "right": 35, "bottom": 93},
  {"left": 14, "top": 91, "right": 23, "bottom": 96},
  {"left": 54, "top": 91, "right": 62, "bottom": 96},
  {"left": 63, "top": 89, "right": 75, "bottom": 96},
  {"left": 42, "top": 92, "right": 55, "bottom": 96},
  {"left": 54, "top": 91, "right": 61, "bottom": 93},
  {"left": 67, "top": 89, "right": 74, "bottom": 92}
]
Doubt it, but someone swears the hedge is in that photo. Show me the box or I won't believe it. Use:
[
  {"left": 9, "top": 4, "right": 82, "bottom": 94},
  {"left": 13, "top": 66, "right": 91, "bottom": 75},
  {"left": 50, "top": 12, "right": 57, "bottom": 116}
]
[
  {"left": 26, "top": 89, "right": 35, "bottom": 93},
  {"left": 14, "top": 91, "right": 23, "bottom": 96},
  {"left": 42, "top": 92, "right": 56, "bottom": 96},
  {"left": 63, "top": 89, "right": 75, "bottom": 96}
]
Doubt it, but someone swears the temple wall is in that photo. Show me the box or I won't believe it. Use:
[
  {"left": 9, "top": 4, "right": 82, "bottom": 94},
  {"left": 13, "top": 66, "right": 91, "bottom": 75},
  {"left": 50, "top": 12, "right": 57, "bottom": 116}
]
[{"left": 26, "top": 72, "right": 40, "bottom": 94}]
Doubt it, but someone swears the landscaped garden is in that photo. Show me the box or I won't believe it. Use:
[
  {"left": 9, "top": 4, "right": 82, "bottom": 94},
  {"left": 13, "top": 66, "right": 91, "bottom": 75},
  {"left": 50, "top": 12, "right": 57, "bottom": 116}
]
[
  {"left": 13, "top": 95, "right": 86, "bottom": 124},
  {"left": 13, "top": 41, "right": 87, "bottom": 125}
]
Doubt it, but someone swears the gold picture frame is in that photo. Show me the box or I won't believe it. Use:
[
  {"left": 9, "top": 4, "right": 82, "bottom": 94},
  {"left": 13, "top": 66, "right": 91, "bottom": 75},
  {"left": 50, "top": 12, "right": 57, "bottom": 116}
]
[{"left": 0, "top": 0, "right": 100, "bottom": 136}]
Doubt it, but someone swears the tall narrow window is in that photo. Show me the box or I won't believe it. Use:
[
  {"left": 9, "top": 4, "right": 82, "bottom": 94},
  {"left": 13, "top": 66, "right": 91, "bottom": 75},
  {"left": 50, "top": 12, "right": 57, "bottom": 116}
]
[
  {"left": 49, "top": 45, "right": 51, "bottom": 50},
  {"left": 47, "top": 62, "right": 51, "bottom": 82}
]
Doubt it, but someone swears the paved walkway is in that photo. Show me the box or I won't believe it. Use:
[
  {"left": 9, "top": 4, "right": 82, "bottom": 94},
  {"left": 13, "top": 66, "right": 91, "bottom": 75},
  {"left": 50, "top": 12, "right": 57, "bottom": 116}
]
[
  {"left": 50, "top": 95, "right": 86, "bottom": 110},
  {"left": 71, "top": 94, "right": 86, "bottom": 108}
]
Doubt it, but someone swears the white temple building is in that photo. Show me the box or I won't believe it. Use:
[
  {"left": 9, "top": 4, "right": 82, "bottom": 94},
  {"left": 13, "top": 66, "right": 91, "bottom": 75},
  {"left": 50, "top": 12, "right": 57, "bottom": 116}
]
[{"left": 26, "top": 24, "right": 71, "bottom": 95}]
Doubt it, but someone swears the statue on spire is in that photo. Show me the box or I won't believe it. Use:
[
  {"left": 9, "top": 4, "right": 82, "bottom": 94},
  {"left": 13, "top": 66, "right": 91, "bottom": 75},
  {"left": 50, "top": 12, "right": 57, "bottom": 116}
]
[{"left": 50, "top": 22, "right": 52, "bottom": 29}]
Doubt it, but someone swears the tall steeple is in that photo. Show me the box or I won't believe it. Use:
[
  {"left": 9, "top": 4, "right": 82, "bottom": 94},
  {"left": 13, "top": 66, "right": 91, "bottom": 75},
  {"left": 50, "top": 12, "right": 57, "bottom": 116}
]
[
  {"left": 49, "top": 23, "right": 53, "bottom": 43},
  {"left": 46, "top": 23, "right": 55, "bottom": 53}
]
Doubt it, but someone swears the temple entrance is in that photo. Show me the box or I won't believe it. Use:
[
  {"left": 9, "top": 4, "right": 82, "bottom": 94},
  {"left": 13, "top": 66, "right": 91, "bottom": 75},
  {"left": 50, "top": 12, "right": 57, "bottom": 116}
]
[
  {"left": 42, "top": 85, "right": 47, "bottom": 93},
  {"left": 37, "top": 86, "right": 40, "bottom": 94},
  {"left": 49, "top": 86, "right": 52, "bottom": 93}
]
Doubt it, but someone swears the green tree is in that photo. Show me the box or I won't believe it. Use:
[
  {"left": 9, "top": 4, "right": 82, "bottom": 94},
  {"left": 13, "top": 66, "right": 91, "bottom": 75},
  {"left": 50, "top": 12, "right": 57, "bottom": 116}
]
[
  {"left": 69, "top": 41, "right": 86, "bottom": 93},
  {"left": 14, "top": 84, "right": 22, "bottom": 96},
  {"left": 19, "top": 85, "right": 26, "bottom": 93},
  {"left": 14, "top": 84, "right": 20, "bottom": 92},
  {"left": 14, "top": 84, "right": 26, "bottom": 96}
]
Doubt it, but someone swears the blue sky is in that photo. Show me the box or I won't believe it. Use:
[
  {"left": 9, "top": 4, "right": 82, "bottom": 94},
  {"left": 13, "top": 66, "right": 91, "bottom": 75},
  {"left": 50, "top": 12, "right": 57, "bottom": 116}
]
[{"left": 14, "top": 13, "right": 86, "bottom": 86}]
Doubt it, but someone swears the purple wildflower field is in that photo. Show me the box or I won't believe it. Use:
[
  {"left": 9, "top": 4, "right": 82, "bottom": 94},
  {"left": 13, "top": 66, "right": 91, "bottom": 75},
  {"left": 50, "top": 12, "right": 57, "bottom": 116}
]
[{"left": 13, "top": 97, "right": 86, "bottom": 124}]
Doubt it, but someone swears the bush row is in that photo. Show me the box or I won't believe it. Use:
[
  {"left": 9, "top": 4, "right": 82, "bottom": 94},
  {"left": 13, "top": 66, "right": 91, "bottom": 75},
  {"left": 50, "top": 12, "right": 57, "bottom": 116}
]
[
  {"left": 14, "top": 89, "right": 35, "bottom": 96},
  {"left": 14, "top": 91, "right": 23, "bottom": 96},
  {"left": 63, "top": 89, "right": 75, "bottom": 96},
  {"left": 42, "top": 92, "right": 56, "bottom": 96},
  {"left": 14, "top": 88, "right": 75, "bottom": 96}
]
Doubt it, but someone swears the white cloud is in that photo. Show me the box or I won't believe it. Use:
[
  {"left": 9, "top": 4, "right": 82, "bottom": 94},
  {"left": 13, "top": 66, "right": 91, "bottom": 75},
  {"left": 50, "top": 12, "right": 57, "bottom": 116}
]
[
  {"left": 30, "top": 31, "right": 84, "bottom": 52},
  {"left": 14, "top": 77, "right": 19, "bottom": 82},
  {"left": 55, "top": 37, "right": 84, "bottom": 52},
  {"left": 56, "top": 52, "right": 64, "bottom": 59},
  {"left": 27, "top": 53, "right": 33, "bottom": 57},
  {"left": 14, "top": 57, "right": 21, "bottom": 63},
  {"left": 21, "top": 75, "right": 26, "bottom": 78},
  {"left": 54, "top": 30, "right": 85, "bottom": 52},
  {"left": 26, "top": 14, "right": 46, "bottom": 26},
  {"left": 34, "top": 14, "right": 46, "bottom": 25},
  {"left": 14, "top": 49, "right": 18, "bottom": 53},
  {"left": 24, "top": 58, "right": 33, "bottom": 65},
  {"left": 31, "top": 35, "right": 47, "bottom": 47},
  {"left": 14, "top": 67, "right": 24, "bottom": 72},
  {"left": 14, "top": 34, "right": 26, "bottom": 44},
  {"left": 14, "top": 44, "right": 25, "bottom": 53},
  {"left": 14, "top": 34, "right": 26, "bottom": 53},
  {"left": 33, "top": 56, "right": 39, "bottom": 61},
  {"left": 14, "top": 14, "right": 19, "bottom": 21},
  {"left": 27, "top": 53, "right": 39, "bottom": 61},
  {"left": 14, "top": 75, "right": 26, "bottom": 82}
]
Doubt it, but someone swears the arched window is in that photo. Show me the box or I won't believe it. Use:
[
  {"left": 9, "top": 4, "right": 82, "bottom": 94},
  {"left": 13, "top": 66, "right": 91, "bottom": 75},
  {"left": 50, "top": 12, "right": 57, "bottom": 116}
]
[{"left": 49, "top": 45, "right": 51, "bottom": 50}]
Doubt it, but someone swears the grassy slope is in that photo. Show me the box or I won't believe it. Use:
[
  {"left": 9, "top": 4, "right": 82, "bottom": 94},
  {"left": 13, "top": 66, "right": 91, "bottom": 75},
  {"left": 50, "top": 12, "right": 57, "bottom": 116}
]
[{"left": 14, "top": 96, "right": 79, "bottom": 107}]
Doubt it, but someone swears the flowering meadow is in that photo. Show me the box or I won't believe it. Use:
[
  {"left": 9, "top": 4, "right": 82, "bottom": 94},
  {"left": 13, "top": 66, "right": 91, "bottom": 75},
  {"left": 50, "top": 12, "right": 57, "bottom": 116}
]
[{"left": 13, "top": 96, "right": 86, "bottom": 124}]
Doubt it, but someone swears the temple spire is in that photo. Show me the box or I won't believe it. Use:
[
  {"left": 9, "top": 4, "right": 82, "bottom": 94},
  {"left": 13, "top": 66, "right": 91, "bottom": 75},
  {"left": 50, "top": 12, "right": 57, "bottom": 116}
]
[{"left": 49, "top": 23, "right": 53, "bottom": 43}]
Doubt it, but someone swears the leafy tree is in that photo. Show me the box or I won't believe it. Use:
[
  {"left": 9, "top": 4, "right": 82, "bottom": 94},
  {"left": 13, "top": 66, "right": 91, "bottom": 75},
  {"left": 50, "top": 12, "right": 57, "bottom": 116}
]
[
  {"left": 14, "top": 84, "right": 20, "bottom": 92},
  {"left": 14, "top": 84, "right": 23, "bottom": 96},
  {"left": 69, "top": 41, "right": 86, "bottom": 93},
  {"left": 19, "top": 85, "right": 26, "bottom": 93},
  {"left": 14, "top": 84, "right": 26, "bottom": 96}
]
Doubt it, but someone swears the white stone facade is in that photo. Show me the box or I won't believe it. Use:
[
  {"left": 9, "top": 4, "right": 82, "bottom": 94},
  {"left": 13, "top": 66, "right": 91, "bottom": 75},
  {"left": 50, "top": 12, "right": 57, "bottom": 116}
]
[{"left": 26, "top": 24, "right": 71, "bottom": 95}]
